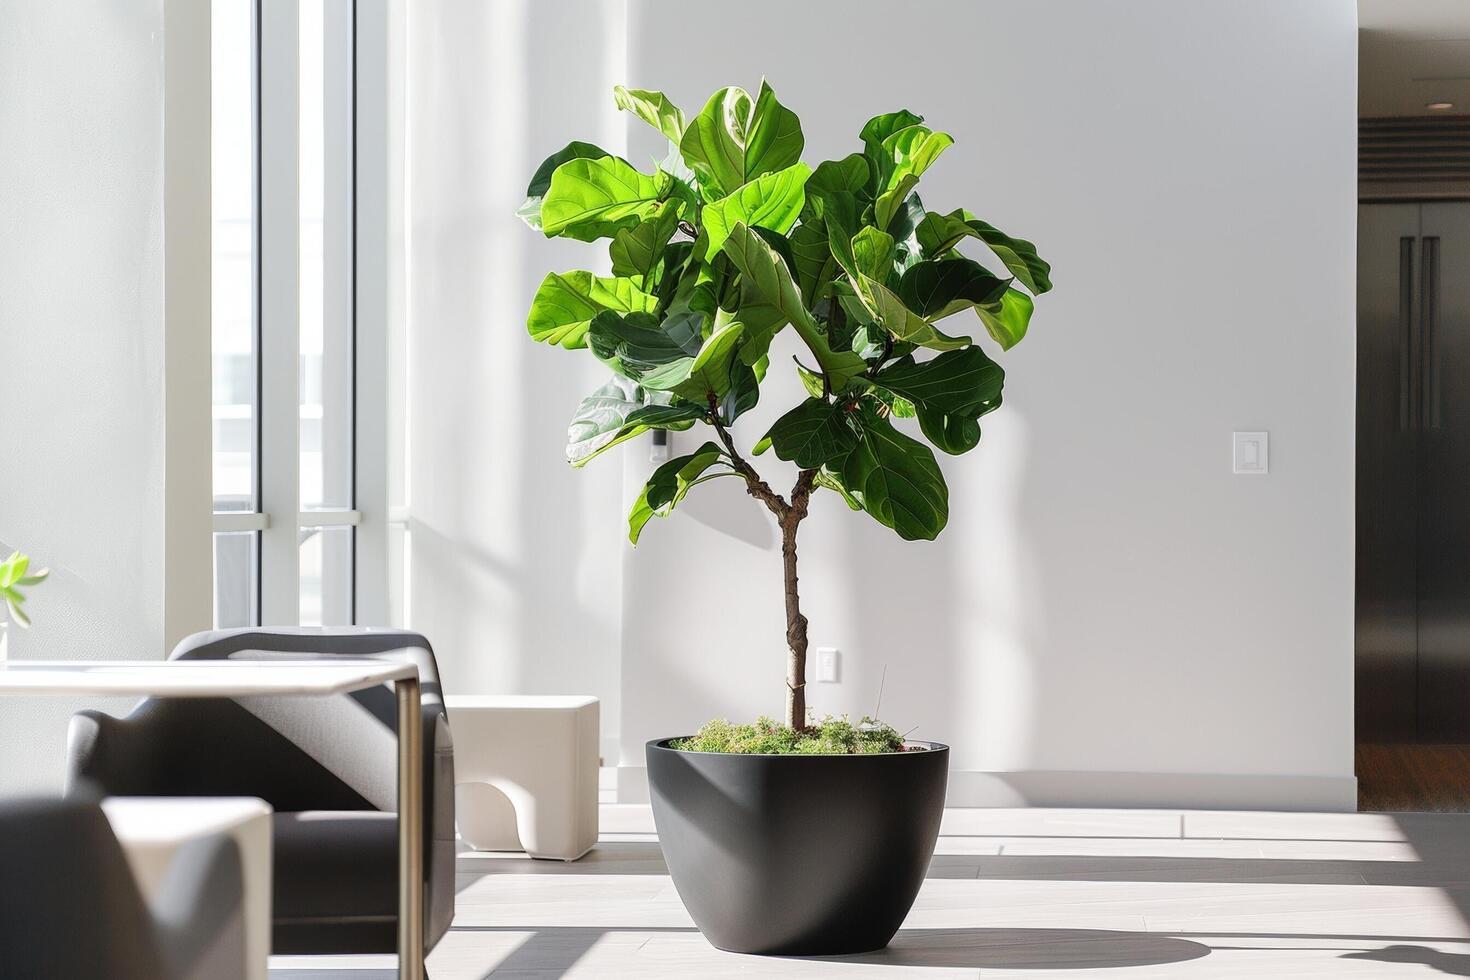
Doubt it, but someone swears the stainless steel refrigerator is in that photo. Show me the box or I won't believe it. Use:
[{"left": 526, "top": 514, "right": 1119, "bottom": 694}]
[{"left": 1358, "top": 201, "right": 1470, "bottom": 743}]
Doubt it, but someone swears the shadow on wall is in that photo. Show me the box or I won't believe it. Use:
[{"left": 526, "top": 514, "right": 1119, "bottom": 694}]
[{"left": 406, "top": 0, "right": 625, "bottom": 709}]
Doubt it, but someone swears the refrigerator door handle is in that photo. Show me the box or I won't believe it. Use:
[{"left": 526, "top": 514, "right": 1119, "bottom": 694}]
[
  {"left": 1422, "top": 235, "right": 1441, "bottom": 432},
  {"left": 1400, "top": 236, "right": 1416, "bottom": 431}
]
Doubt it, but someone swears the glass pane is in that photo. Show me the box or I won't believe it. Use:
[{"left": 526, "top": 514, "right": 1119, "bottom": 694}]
[
  {"left": 300, "top": 526, "right": 353, "bottom": 626},
  {"left": 212, "top": 0, "right": 257, "bottom": 513},
  {"left": 299, "top": 0, "right": 354, "bottom": 512},
  {"left": 213, "top": 531, "right": 258, "bottom": 628}
]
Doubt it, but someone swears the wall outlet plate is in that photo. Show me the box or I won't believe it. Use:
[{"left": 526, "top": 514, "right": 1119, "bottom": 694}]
[
  {"left": 1233, "top": 431, "right": 1268, "bottom": 474},
  {"left": 815, "top": 647, "right": 839, "bottom": 683}
]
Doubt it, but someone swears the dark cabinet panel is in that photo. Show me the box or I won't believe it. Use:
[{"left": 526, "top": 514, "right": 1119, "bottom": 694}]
[
  {"left": 1359, "top": 202, "right": 1470, "bottom": 744},
  {"left": 1418, "top": 204, "right": 1470, "bottom": 741},
  {"left": 1357, "top": 203, "right": 1421, "bottom": 743}
]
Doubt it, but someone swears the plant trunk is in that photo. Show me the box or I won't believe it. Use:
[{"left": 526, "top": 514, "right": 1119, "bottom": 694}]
[{"left": 782, "top": 515, "right": 808, "bottom": 730}]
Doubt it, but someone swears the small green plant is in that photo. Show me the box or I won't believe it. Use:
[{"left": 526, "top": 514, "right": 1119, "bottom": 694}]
[
  {"left": 674, "top": 716, "right": 905, "bottom": 755},
  {"left": 0, "top": 550, "right": 49, "bottom": 628},
  {"left": 521, "top": 82, "right": 1052, "bottom": 735}
]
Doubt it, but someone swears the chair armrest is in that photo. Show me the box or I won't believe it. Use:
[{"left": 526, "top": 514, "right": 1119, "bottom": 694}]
[
  {"left": 153, "top": 834, "right": 246, "bottom": 980},
  {"left": 66, "top": 708, "right": 151, "bottom": 798}
]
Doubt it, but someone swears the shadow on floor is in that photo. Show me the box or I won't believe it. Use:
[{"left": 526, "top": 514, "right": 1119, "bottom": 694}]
[
  {"left": 802, "top": 928, "right": 1211, "bottom": 970},
  {"left": 432, "top": 814, "right": 1470, "bottom": 977},
  {"left": 1343, "top": 945, "right": 1470, "bottom": 976},
  {"left": 455, "top": 831, "right": 1470, "bottom": 889},
  {"left": 1386, "top": 814, "right": 1470, "bottom": 976},
  {"left": 431, "top": 925, "right": 1210, "bottom": 976}
]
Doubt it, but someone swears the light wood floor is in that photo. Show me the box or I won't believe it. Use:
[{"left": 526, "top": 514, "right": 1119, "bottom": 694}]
[{"left": 272, "top": 804, "right": 1470, "bottom": 978}]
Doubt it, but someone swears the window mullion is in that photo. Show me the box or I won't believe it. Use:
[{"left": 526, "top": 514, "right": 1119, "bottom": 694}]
[
  {"left": 354, "top": 0, "right": 396, "bottom": 624},
  {"left": 258, "top": 0, "right": 301, "bottom": 626},
  {"left": 322, "top": 0, "right": 356, "bottom": 623}
]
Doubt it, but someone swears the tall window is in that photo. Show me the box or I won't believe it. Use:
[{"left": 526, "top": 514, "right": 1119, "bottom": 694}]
[{"left": 211, "top": 0, "right": 362, "bottom": 628}]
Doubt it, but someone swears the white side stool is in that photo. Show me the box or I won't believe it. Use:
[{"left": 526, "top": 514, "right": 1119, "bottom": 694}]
[
  {"left": 446, "top": 694, "right": 599, "bottom": 861},
  {"left": 102, "top": 796, "right": 273, "bottom": 980}
]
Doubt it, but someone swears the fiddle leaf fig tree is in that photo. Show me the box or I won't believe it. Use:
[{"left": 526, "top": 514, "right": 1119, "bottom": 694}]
[{"left": 521, "top": 82, "right": 1052, "bottom": 734}]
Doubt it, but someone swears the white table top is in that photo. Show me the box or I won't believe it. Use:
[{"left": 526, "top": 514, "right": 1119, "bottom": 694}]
[{"left": 0, "top": 659, "right": 416, "bottom": 696}]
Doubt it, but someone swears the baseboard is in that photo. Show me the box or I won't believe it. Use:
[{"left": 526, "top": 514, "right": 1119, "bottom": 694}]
[{"left": 615, "top": 765, "right": 1357, "bottom": 812}]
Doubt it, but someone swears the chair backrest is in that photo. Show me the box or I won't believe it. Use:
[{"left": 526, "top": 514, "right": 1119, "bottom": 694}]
[
  {"left": 170, "top": 627, "right": 444, "bottom": 812},
  {"left": 168, "top": 626, "right": 457, "bottom": 949},
  {"left": 0, "top": 796, "right": 169, "bottom": 979}
]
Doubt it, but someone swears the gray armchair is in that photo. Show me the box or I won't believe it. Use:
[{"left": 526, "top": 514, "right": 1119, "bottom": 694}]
[
  {"left": 0, "top": 796, "right": 246, "bottom": 980},
  {"left": 64, "top": 627, "right": 456, "bottom": 957}
]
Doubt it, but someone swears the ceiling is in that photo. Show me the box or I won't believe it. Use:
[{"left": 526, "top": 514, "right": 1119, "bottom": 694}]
[{"left": 1361, "top": 0, "right": 1470, "bottom": 116}]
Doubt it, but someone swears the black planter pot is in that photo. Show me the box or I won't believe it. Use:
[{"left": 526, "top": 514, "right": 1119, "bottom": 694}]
[{"left": 646, "top": 738, "right": 949, "bottom": 956}]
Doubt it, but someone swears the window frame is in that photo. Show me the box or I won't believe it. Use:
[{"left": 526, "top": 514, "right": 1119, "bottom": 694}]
[{"left": 211, "top": 0, "right": 387, "bottom": 628}]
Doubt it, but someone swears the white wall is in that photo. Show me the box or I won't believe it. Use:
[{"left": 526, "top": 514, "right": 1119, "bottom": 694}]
[
  {"left": 402, "top": 0, "right": 629, "bottom": 753},
  {"left": 0, "top": 0, "right": 170, "bottom": 791},
  {"left": 614, "top": 0, "right": 1359, "bottom": 809},
  {"left": 400, "top": 0, "right": 1357, "bottom": 809}
]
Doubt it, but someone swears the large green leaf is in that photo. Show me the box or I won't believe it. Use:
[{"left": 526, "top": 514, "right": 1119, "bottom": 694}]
[
  {"left": 698, "top": 163, "right": 810, "bottom": 261},
  {"left": 518, "top": 141, "right": 621, "bottom": 231},
  {"left": 587, "top": 310, "right": 702, "bottom": 387},
  {"left": 605, "top": 202, "right": 679, "bottom": 282},
  {"left": 678, "top": 81, "right": 803, "bottom": 196},
  {"left": 719, "top": 357, "right": 763, "bottom": 424},
  {"left": 527, "top": 271, "right": 658, "bottom": 348},
  {"left": 678, "top": 86, "right": 750, "bottom": 195},
  {"left": 871, "top": 347, "right": 1004, "bottom": 454},
  {"left": 885, "top": 125, "right": 954, "bottom": 185},
  {"left": 721, "top": 222, "right": 866, "bottom": 389},
  {"left": 841, "top": 407, "right": 949, "bottom": 540},
  {"left": 588, "top": 310, "right": 749, "bottom": 402},
  {"left": 670, "top": 317, "right": 748, "bottom": 402},
  {"left": 732, "top": 285, "right": 789, "bottom": 365},
  {"left": 856, "top": 273, "right": 971, "bottom": 352},
  {"left": 860, "top": 109, "right": 924, "bottom": 157},
  {"left": 886, "top": 192, "right": 928, "bottom": 269},
  {"left": 665, "top": 257, "right": 720, "bottom": 324},
  {"left": 873, "top": 125, "right": 953, "bottom": 230},
  {"left": 850, "top": 227, "right": 896, "bottom": 281},
  {"left": 859, "top": 109, "right": 924, "bottom": 193},
  {"left": 874, "top": 180, "right": 920, "bottom": 240},
  {"left": 789, "top": 221, "right": 837, "bottom": 307},
  {"left": 566, "top": 376, "right": 701, "bottom": 467},
  {"left": 541, "top": 156, "right": 666, "bottom": 240},
  {"left": 898, "top": 257, "right": 1011, "bottom": 320},
  {"left": 609, "top": 202, "right": 682, "bottom": 282},
  {"left": 744, "top": 81, "right": 805, "bottom": 185},
  {"left": 916, "top": 209, "right": 1052, "bottom": 295},
  {"left": 765, "top": 397, "right": 857, "bottom": 468},
  {"left": 628, "top": 442, "right": 734, "bottom": 544},
  {"left": 613, "top": 86, "right": 686, "bottom": 143},
  {"left": 651, "top": 240, "right": 696, "bottom": 310},
  {"left": 976, "top": 288, "right": 1035, "bottom": 350},
  {"left": 804, "top": 153, "right": 868, "bottom": 229}
]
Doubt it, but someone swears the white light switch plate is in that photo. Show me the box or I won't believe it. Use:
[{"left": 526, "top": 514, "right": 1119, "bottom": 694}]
[
  {"left": 1233, "top": 431, "right": 1268, "bottom": 474},
  {"left": 815, "top": 647, "right": 840, "bottom": 683}
]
